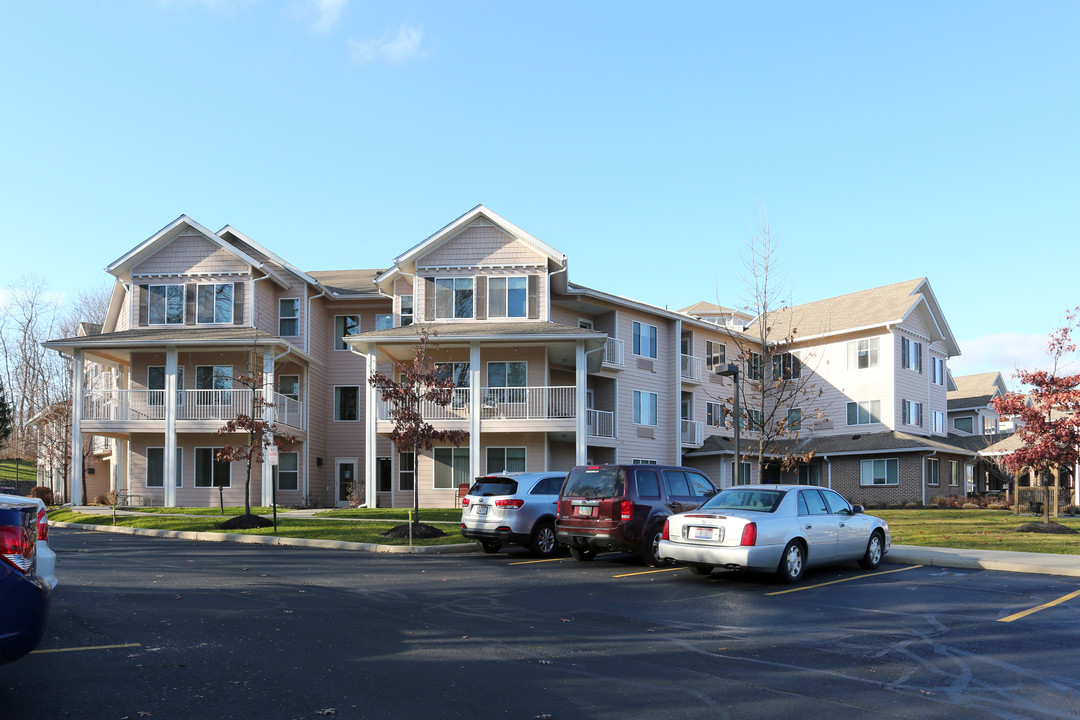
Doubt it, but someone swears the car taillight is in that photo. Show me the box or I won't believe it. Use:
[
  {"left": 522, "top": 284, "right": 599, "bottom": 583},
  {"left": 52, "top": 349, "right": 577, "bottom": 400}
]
[
  {"left": 37, "top": 507, "right": 48, "bottom": 542},
  {"left": 662, "top": 518, "right": 670, "bottom": 541},
  {"left": 0, "top": 525, "right": 34, "bottom": 573},
  {"left": 620, "top": 500, "right": 633, "bottom": 521},
  {"left": 461, "top": 497, "right": 470, "bottom": 507},
  {"left": 495, "top": 499, "right": 525, "bottom": 509},
  {"left": 740, "top": 522, "right": 757, "bottom": 546}
]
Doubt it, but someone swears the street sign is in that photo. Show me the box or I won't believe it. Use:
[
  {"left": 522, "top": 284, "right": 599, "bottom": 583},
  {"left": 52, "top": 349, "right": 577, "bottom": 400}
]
[{"left": 265, "top": 445, "right": 279, "bottom": 466}]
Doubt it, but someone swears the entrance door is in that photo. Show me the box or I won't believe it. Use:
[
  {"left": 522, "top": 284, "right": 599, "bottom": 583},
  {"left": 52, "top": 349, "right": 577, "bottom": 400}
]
[{"left": 336, "top": 458, "right": 358, "bottom": 507}]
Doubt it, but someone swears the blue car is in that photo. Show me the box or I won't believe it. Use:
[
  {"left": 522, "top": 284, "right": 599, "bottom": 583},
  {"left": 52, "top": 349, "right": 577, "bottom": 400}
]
[{"left": 0, "top": 500, "right": 51, "bottom": 664}]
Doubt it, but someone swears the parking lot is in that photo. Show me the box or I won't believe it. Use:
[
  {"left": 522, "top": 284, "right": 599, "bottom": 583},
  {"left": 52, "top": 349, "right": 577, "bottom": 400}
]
[{"left": 4, "top": 528, "right": 1080, "bottom": 720}]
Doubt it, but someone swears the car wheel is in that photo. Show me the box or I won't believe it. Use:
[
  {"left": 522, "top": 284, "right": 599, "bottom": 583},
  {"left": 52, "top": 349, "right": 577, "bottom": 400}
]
[
  {"left": 859, "top": 531, "right": 884, "bottom": 570},
  {"left": 778, "top": 541, "right": 805, "bottom": 584},
  {"left": 569, "top": 547, "right": 596, "bottom": 562},
  {"left": 640, "top": 524, "right": 666, "bottom": 567},
  {"left": 530, "top": 521, "right": 558, "bottom": 558},
  {"left": 688, "top": 563, "right": 714, "bottom": 576},
  {"left": 477, "top": 540, "right": 502, "bottom": 554}
]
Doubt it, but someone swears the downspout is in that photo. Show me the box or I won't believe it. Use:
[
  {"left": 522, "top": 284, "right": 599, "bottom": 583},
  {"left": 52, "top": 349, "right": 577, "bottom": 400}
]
[
  {"left": 302, "top": 287, "right": 326, "bottom": 504},
  {"left": 252, "top": 273, "right": 272, "bottom": 328},
  {"left": 922, "top": 450, "right": 937, "bottom": 507},
  {"left": 674, "top": 318, "right": 682, "bottom": 463},
  {"left": 821, "top": 454, "right": 832, "bottom": 489},
  {"left": 548, "top": 264, "right": 568, "bottom": 321}
]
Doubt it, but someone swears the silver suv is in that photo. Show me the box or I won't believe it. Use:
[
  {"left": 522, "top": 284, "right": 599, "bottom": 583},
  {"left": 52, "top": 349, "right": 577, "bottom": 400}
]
[{"left": 460, "top": 472, "right": 567, "bottom": 558}]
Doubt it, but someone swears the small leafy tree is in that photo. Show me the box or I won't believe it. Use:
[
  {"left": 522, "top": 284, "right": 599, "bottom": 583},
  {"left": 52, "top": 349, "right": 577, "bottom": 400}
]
[
  {"left": 992, "top": 306, "right": 1080, "bottom": 524},
  {"left": 369, "top": 330, "right": 468, "bottom": 526},
  {"left": 0, "top": 377, "right": 12, "bottom": 447}
]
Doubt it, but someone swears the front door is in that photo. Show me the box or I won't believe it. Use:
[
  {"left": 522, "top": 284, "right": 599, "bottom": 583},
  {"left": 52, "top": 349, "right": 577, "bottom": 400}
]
[{"left": 336, "top": 458, "right": 358, "bottom": 507}]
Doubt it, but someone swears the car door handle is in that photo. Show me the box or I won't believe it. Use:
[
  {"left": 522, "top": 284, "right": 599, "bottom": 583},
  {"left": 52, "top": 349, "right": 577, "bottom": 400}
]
[
  {"left": 839, "top": 522, "right": 846, "bottom": 527},
  {"left": 804, "top": 524, "right": 812, "bottom": 529}
]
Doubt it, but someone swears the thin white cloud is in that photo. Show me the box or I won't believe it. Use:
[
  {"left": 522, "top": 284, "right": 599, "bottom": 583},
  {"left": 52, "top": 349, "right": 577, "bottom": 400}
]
[
  {"left": 298, "top": 0, "right": 349, "bottom": 34},
  {"left": 950, "top": 331, "right": 1079, "bottom": 389},
  {"left": 347, "top": 23, "right": 426, "bottom": 67}
]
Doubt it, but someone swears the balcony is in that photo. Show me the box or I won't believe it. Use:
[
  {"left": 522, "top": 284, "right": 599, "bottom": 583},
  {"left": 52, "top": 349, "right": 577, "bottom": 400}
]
[
  {"left": 603, "top": 337, "right": 625, "bottom": 369},
  {"left": 80, "top": 389, "right": 305, "bottom": 430},
  {"left": 378, "top": 386, "right": 578, "bottom": 423},
  {"left": 681, "top": 354, "right": 703, "bottom": 384},
  {"left": 586, "top": 409, "right": 615, "bottom": 438},
  {"left": 680, "top": 419, "right": 704, "bottom": 447}
]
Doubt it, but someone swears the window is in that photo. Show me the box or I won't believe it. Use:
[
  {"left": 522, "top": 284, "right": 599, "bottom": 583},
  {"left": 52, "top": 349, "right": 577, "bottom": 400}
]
[
  {"left": 195, "top": 365, "right": 232, "bottom": 405},
  {"left": 787, "top": 407, "right": 802, "bottom": 431},
  {"left": 846, "top": 338, "right": 879, "bottom": 369},
  {"left": 632, "top": 458, "right": 658, "bottom": 465},
  {"left": 376, "top": 457, "right": 392, "bottom": 492},
  {"left": 953, "top": 416, "right": 974, "bottom": 434},
  {"left": 632, "top": 321, "right": 657, "bottom": 359},
  {"left": 931, "top": 356, "right": 945, "bottom": 385},
  {"left": 398, "top": 452, "right": 415, "bottom": 491},
  {"left": 578, "top": 319, "right": 594, "bottom": 330},
  {"left": 772, "top": 352, "right": 801, "bottom": 380},
  {"left": 277, "top": 375, "right": 300, "bottom": 400},
  {"left": 745, "top": 408, "right": 763, "bottom": 430},
  {"left": 799, "top": 489, "right": 830, "bottom": 515},
  {"left": 860, "top": 458, "right": 899, "bottom": 486},
  {"left": 633, "top": 390, "right": 658, "bottom": 426},
  {"left": 932, "top": 410, "right": 946, "bottom": 434},
  {"left": 731, "top": 461, "right": 752, "bottom": 485},
  {"left": 196, "top": 283, "right": 233, "bottom": 324},
  {"left": 146, "top": 447, "right": 182, "bottom": 488},
  {"left": 488, "top": 276, "right": 528, "bottom": 318},
  {"left": 636, "top": 469, "right": 660, "bottom": 496},
  {"left": 335, "top": 315, "right": 361, "bottom": 350},
  {"left": 747, "top": 352, "right": 762, "bottom": 381},
  {"left": 195, "top": 447, "right": 230, "bottom": 488},
  {"left": 705, "top": 341, "right": 725, "bottom": 371},
  {"left": 949, "top": 460, "right": 959, "bottom": 487},
  {"left": 435, "top": 362, "right": 471, "bottom": 387},
  {"left": 902, "top": 399, "right": 923, "bottom": 427},
  {"left": 846, "top": 400, "right": 881, "bottom": 426},
  {"left": 148, "top": 366, "right": 184, "bottom": 406},
  {"left": 400, "top": 295, "right": 413, "bottom": 326},
  {"left": 798, "top": 464, "right": 820, "bottom": 486},
  {"left": 334, "top": 386, "right": 359, "bottom": 421},
  {"left": 274, "top": 452, "right": 299, "bottom": 491},
  {"left": 375, "top": 314, "right": 393, "bottom": 331},
  {"left": 487, "top": 447, "right": 525, "bottom": 474},
  {"left": 901, "top": 337, "right": 922, "bottom": 372},
  {"left": 927, "top": 458, "right": 940, "bottom": 486},
  {"left": 279, "top": 298, "right": 299, "bottom": 336},
  {"left": 487, "top": 361, "right": 527, "bottom": 388},
  {"left": 707, "top": 402, "right": 723, "bottom": 427},
  {"left": 148, "top": 284, "right": 184, "bottom": 325},
  {"left": 434, "top": 447, "right": 469, "bottom": 489},
  {"left": 687, "top": 473, "right": 716, "bottom": 500},
  {"left": 435, "top": 278, "right": 473, "bottom": 319}
]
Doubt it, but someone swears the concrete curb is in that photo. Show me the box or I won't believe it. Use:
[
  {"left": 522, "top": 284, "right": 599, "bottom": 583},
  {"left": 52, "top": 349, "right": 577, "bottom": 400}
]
[
  {"left": 888, "top": 544, "right": 1080, "bottom": 578},
  {"left": 50, "top": 520, "right": 476, "bottom": 554}
]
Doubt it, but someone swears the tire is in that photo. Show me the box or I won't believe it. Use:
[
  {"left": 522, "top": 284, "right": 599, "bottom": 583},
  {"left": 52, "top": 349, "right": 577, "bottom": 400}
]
[
  {"left": 688, "top": 563, "right": 714, "bottom": 576},
  {"left": 477, "top": 540, "right": 502, "bottom": 554},
  {"left": 640, "top": 524, "right": 666, "bottom": 567},
  {"left": 569, "top": 547, "right": 596, "bottom": 562},
  {"left": 859, "top": 531, "right": 884, "bottom": 570},
  {"left": 778, "top": 540, "right": 806, "bottom": 584},
  {"left": 530, "top": 521, "right": 558, "bottom": 558}
]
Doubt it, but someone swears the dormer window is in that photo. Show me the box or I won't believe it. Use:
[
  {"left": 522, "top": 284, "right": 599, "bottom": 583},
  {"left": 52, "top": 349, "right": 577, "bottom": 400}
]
[
  {"left": 197, "top": 283, "right": 233, "bottom": 324},
  {"left": 488, "top": 277, "right": 527, "bottom": 318},
  {"left": 148, "top": 285, "right": 185, "bottom": 325},
  {"left": 435, "top": 278, "right": 473, "bottom": 319}
]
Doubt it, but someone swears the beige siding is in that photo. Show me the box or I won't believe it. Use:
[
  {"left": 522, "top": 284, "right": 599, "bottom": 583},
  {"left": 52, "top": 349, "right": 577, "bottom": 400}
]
[
  {"left": 305, "top": 294, "right": 332, "bottom": 504},
  {"left": 133, "top": 231, "right": 249, "bottom": 276},
  {"left": 419, "top": 222, "right": 547, "bottom": 268},
  {"left": 615, "top": 309, "right": 679, "bottom": 464},
  {"left": 794, "top": 331, "right": 896, "bottom": 436}
]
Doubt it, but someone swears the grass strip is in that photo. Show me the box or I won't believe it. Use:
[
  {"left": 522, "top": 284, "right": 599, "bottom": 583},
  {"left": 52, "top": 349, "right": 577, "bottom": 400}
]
[
  {"left": 315, "top": 507, "right": 462, "bottom": 522},
  {"left": 871, "top": 509, "right": 1080, "bottom": 555}
]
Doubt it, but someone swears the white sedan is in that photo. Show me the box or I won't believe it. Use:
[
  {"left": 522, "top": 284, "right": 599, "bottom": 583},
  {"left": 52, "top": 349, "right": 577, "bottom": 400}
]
[
  {"left": 0, "top": 493, "right": 56, "bottom": 589},
  {"left": 657, "top": 484, "right": 890, "bottom": 583}
]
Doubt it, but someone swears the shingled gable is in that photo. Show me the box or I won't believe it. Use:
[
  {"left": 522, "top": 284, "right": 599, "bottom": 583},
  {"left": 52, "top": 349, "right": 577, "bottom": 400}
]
[{"left": 948, "top": 371, "right": 1008, "bottom": 411}]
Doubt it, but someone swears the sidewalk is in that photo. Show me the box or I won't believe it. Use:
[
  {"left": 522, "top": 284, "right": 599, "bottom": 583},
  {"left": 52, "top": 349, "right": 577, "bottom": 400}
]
[{"left": 887, "top": 544, "right": 1080, "bottom": 578}]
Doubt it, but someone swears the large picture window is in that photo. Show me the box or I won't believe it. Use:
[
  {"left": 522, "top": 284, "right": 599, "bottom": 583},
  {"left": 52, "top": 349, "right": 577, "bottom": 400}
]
[
  {"left": 148, "top": 284, "right": 184, "bottom": 325},
  {"left": 435, "top": 362, "right": 471, "bottom": 387},
  {"left": 488, "top": 277, "right": 528, "bottom": 318},
  {"left": 197, "top": 283, "right": 233, "bottom": 324},
  {"left": 846, "top": 400, "right": 881, "bottom": 426},
  {"left": 860, "top": 458, "right": 898, "bottom": 486},
  {"left": 633, "top": 390, "right": 658, "bottom": 426},
  {"left": 632, "top": 321, "right": 657, "bottom": 359},
  {"left": 847, "top": 338, "right": 879, "bottom": 369},
  {"left": 195, "top": 447, "right": 230, "bottom": 488},
  {"left": 486, "top": 447, "right": 525, "bottom": 474},
  {"left": 434, "top": 447, "right": 469, "bottom": 489},
  {"left": 435, "top": 278, "right": 474, "bottom": 319}
]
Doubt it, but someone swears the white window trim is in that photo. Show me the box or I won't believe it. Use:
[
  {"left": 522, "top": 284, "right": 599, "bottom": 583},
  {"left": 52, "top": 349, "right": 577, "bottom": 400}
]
[
  {"left": 275, "top": 451, "right": 300, "bottom": 491},
  {"left": 486, "top": 360, "right": 528, "bottom": 387},
  {"left": 485, "top": 446, "right": 527, "bottom": 474},
  {"left": 145, "top": 446, "right": 183, "bottom": 489},
  {"left": 846, "top": 399, "right": 881, "bottom": 426},
  {"left": 333, "top": 385, "right": 361, "bottom": 422},
  {"left": 278, "top": 297, "right": 300, "bottom": 337},
  {"left": 632, "top": 321, "right": 658, "bottom": 359},
  {"left": 949, "top": 460, "right": 959, "bottom": 487},
  {"left": 433, "top": 447, "right": 469, "bottom": 490},
  {"left": 706, "top": 401, "right": 723, "bottom": 427},
  {"left": 196, "top": 282, "right": 234, "bottom": 325},
  {"left": 399, "top": 295, "right": 414, "bottom": 327},
  {"left": 927, "top": 457, "right": 940, "bottom": 486},
  {"left": 147, "top": 283, "right": 186, "bottom": 326},
  {"left": 398, "top": 452, "right": 415, "bottom": 492},
  {"left": 195, "top": 446, "right": 231, "bottom": 489},
  {"left": 860, "top": 458, "right": 899, "bottom": 487},
  {"left": 435, "top": 276, "right": 475, "bottom": 320},
  {"left": 631, "top": 458, "right": 658, "bottom": 465},
  {"left": 632, "top": 389, "right": 658, "bottom": 426},
  {"left": 334, "top": 314, "right": 361, "bottom": 351},
  {"left": 487, "top": 275, "right": 529, "bottom": 319},
  {"left": 277, "top": 374, "right": 300, "bottom": 400}
]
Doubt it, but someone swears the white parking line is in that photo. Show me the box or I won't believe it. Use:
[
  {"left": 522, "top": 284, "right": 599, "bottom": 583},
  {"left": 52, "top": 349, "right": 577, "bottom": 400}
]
[{"left": 33, "top": 642, "right": 142, "bottom": 655}]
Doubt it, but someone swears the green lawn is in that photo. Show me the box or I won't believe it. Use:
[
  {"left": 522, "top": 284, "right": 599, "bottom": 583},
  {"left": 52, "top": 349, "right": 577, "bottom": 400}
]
[
  {"left": 315, "top": 507, "right": 462, "bottom": 523},
  {"left": 872, "top": 509, "right": 1080, "bottom": 555},
  {"left": 0, "top": 459, "right": 37, "bottom": 487},
  {"left": 124, "top": 506, "right": 277, "bottom": 516},
  {"left": 47, "top": 509, "right": 467, "bottom": 546}
]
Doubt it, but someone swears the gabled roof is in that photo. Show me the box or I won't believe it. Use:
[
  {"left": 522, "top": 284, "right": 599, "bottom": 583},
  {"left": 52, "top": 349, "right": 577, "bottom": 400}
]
[
  {"left": 680, "top": 301, "right": 738, "bottom": 315},
  {"left": 686, "top": 430, "right": 979, "bottom": 458},
  {"left": 217, "top": 225, "right": 321, "bottom": 289},
  {"left": 758, "top": 278, "right": 961, "bottom": 356},
  {"left": 948, "top": 372, "right": 1008, "bottom": 411},
  {"left": 307, "top": 269, "right": 384, "bottom": 298}
]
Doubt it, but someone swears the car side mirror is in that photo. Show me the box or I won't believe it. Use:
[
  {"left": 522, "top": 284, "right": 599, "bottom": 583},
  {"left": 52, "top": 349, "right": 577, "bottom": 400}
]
[{"left": 851, "top": 505, "right": 864, "bottom": 514}]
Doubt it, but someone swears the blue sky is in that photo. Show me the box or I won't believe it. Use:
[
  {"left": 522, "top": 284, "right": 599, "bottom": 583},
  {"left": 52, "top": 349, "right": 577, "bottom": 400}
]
[{"left": 2, "top": 1, "right": 1077, "bottom": 384}]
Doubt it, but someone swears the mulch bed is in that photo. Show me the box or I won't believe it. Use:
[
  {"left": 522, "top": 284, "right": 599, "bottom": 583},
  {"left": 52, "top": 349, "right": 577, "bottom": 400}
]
[
  {"left": 380, "top": 523, "right": 447, "bottom": 539},
  {"left": 218, "top": 513, "right": 275, "bottom": 530},
  {"left": 1013, "top": 521, "right": 1079, "bottom": 535}
]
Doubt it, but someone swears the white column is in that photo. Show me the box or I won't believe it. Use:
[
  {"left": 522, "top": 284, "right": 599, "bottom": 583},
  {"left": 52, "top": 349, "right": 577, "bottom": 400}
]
[
  {"left": 575, "top": 340, "right": 587, "bottom": 465},
  {"left": 469, "top": 342, "right": 482, "bottom": 479},
  {"left": 70, "top": 349, "right": 85, "bottom": 506},
  {"left": 365, "top": 345, "right": 378, "bottom": 508},
  {"left": 164, "top": 346, "right": 178, "bottom": 507},
  {"left": 261, "top": 349, "right": 275, "bottom": 505}
]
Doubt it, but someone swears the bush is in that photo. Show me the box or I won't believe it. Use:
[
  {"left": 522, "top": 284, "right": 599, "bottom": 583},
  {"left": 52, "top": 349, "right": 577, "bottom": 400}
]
[
  {"left": 903, "top": 502, "right": 920, "bottom": 509},
  {"left": 30, "top": 486, "right": 54, "bottom": 505},
  {"left": 92, "top": 495, "right": 109, "bottom": 505},
  {"left": 962, "top": 502, "right": 980, "bottom": 510}
]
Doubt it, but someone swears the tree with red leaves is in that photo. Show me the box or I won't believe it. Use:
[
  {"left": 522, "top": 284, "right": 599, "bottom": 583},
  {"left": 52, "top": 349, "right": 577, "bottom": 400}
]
[
  {"left": 369, "top": 330, "right": 468, "bottom": 527},
  {"left": 992, "top": 307, "right": 1080, "bottom": 524}
]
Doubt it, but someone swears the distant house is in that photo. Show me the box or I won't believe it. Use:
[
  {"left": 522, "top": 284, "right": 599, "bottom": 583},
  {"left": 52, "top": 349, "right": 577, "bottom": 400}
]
[{"left": 947, "top": 371, "right": 1008, "bottom": 436}]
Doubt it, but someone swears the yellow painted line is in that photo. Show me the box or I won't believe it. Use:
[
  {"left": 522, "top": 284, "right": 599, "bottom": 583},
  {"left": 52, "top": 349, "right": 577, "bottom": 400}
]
[
  {"left": 613, "top": 567, "right": 687, "bottom": 578},
  {"left": 509, "top": 557, "right": 566, "bottom": 565},
  {"left": 766, "top": 565, "right": 923, "bottom": 596},
  {"left": 998, "top": 588, "right": 1080, "bottom": 623},
  {"left": 32, "top": 642, "right": 142, "bottom": 655}
]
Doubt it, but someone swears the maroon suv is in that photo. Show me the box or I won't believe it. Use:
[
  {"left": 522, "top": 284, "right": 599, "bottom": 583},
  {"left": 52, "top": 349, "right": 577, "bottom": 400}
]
[{"left": 555, "top": 464, "right": 718, "bottom": 566}]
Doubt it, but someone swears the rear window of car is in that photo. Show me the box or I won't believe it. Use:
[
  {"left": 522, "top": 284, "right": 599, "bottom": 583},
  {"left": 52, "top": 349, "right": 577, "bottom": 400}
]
[
  {"left": 563, "top": 467, "right": 625, "bottom": 499},
  {"left": 702, "top": 488, "right": 785, "bottom": 513},
  {"left": 469, "top": 478, "right": 518, "bottom": 496}
]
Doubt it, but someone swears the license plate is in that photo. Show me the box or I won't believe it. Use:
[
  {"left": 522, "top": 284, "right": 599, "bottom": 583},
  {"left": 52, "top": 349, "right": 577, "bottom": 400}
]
[
  {"left": 476, "top": 505, "right": 488, "bottom": 516},
  {"left": 578, "top": 506, "right": 593, "bottom": 517},
  {"left": 692, "top": 526, "right": 716, "bottom": 541}
]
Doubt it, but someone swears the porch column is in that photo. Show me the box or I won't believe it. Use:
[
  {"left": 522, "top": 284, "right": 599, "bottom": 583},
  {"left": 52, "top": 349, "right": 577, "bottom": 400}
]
[
  {"left": 365, "top": 344, "right": 378, "bottom": 508},
  {"left": 261, "top": 349, "right": 275, "bottom": 506},
  {"left": 70, "top": 348, "right": 84, "bottom": 506},
  {"left": 164, "top": 346, "right": 178, "bottom": 507},
  {"left": 575, "top": 340, "right": 587, "bottom": 465},
  {"left": 469, "top": 342, "right": 482, "bottom": 479}
]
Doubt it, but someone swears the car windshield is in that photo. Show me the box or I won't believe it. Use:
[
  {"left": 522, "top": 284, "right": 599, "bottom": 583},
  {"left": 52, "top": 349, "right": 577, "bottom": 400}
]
[
  {"left": 562, "top": 467, "right": 625, "bottom": 499},
  {"left": 701, "top": 488, "right": 785, "bottom": 513},
  {"left": 469, "top": 479, "right": 518, "bottom": 497}
]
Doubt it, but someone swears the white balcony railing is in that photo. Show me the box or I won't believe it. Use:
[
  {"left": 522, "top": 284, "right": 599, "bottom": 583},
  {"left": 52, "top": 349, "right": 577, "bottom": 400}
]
[
  {"left": 587, "top": 409, "right": 615, "bottom": 438},
  {"left": 81, "top": 389, "right": 305, "bottom": 430},
  {"left": 681, "top": 419, "right": 704, "bottom": 447},
  {"left": 378, "top": 388, "right": 472, "bottom": 421},
  {"left": 681, "top": 354, "right": 703, "bottom": 383},
  {"left": 378, "top": 386, "right": 577, "bottom": 422},
  {"left": 604, "top": 337, "right": 625, "bottom": 367}
]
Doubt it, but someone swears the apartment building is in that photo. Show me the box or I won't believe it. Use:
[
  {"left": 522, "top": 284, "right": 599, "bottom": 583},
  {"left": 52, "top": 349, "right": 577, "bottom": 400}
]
[{"left": 45, "top": 206, "right": 982, "bottom": 508}]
